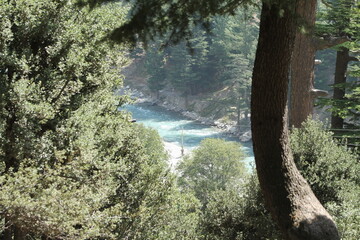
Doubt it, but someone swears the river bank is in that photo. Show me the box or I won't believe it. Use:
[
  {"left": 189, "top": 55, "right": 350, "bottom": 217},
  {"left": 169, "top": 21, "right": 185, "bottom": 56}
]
[
  {"left": 120, "top": 86, "right": 252, "bottom": 142},
  {"left": 122, "top": 103, "right": 255, "bottom": 170}
]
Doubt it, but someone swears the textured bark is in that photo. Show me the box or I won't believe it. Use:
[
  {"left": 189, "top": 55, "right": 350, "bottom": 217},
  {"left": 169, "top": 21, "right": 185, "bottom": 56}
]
[
  {"left": 289, "top": 0, "right": 317, "bottom": 128},
  {"left": 251, "top": 3, "right": 340, "bottom": 240},
  {"left": 331, "top": 47, "right": 349, "bottom": 129}
]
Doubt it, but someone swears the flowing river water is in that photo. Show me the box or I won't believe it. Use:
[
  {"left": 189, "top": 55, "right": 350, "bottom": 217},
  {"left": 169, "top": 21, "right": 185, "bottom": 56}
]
[{"left": 123, "top": 104, "right": 255, "bottom": 170}]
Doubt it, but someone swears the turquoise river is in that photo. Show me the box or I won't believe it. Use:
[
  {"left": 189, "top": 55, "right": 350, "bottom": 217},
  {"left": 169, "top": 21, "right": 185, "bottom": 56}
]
[{"left": 123, "top": 104, "right": 255, "bottom": 169}]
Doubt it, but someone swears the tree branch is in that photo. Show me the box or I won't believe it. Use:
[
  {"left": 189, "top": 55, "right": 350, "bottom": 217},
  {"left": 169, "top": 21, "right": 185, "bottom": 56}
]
[
  {"left": 348, "top": 56, "right": 359, "bottom": 62},
  {"left": 311, "top": 88, "right": 329, "bottom": 98},
  {"left": 314, "top": 59, "right": 322, "bottom": 65},
  {"left": 51, "top": 78, "right": 72, "bottom": 104},
  {"left": 313, "top": 36, "right": 349, "bottom": 50}
]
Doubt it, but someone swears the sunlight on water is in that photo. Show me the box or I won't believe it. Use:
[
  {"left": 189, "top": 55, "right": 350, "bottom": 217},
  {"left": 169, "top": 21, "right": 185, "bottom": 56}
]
[{"left": 122, "top": 104, "right": 255, "bottom": 169}]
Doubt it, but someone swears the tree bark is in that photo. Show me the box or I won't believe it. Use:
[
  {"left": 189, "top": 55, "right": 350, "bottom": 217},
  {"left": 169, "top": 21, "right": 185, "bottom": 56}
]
[
  {"left": 289, "top": 0, "right": 317, "bottom": 128},
  {"left": 251, "top": 2, "right": 340, "bottom": 239},
  {"left": 331, "top": 47, "right": 349, "bottom": 129}
]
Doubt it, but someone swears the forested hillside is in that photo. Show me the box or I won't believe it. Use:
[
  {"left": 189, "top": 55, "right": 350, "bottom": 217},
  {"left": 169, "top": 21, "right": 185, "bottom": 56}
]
[
  {"left": 126, "top": 3, "right": 359, "bottom": 131},
  {"left": 124, "top": 8, "right": 258, "bottom": 129}
]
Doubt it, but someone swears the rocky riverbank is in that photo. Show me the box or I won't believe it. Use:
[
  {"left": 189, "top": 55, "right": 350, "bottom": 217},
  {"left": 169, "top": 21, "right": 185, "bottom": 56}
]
[{"left": 120, "top": 86, "right": 252, "bottom": 142}]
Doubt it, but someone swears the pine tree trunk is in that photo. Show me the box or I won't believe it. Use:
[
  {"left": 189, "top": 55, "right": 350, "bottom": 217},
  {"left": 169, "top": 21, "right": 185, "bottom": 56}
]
[
  {"left": 331, "top": 47, "right": 349, "bottom": 129},
  {"left": 236, "top": 107, "right": 241, "bottom": 128},
  {"left": 236, "top": 94, "right": 241, "bottom": 128},
  {"left": 251, "top": 3, "right": 340, "bottom": 239},
  {"left": 289, "top": 0, "right": 317, "bottom": 128}
]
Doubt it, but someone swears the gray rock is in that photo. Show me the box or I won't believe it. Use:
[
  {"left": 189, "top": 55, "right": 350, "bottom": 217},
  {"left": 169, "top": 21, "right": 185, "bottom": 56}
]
[{"left": 239, "top": 130, "right": 252, "bottom": 142}]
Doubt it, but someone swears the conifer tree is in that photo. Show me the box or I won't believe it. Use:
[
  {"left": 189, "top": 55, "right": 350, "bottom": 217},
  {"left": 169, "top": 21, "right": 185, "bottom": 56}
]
[
  {"left": 0, "top": 1, "right": 200, "bottom": 239},
  {"left": 317, "top": 0, "right": 359, "bottom": 129},
  {"left": 144, "top": 45, "right": 167, "bottom": 97}
]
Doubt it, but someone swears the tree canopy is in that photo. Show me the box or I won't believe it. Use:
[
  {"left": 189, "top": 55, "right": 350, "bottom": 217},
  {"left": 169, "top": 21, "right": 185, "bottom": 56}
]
[{"left": 78, "top": 0, "right": 254, "bottom": 47}]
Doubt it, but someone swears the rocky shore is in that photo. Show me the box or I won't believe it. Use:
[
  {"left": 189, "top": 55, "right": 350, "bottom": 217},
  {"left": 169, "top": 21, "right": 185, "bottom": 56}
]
[{"left": 120, "top": 86, "right": 252, "bottom": 142}]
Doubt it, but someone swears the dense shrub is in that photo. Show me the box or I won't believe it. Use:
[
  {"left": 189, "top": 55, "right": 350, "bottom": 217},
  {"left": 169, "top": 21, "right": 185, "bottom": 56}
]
[
  {"left": 177, "top": 139, "right": 280, "bottom": 239},
  {"left": 291, "top": 119, "right": 360, "bottom": 239},
  {"left": 200, "top": 174, "right": 280, "bottom": 240},
  {"left": 177, "top": 138, "right": 247, "bottom": 206},
  {"left": 199, "top": 120, "right": 360, "bottom": 240}
]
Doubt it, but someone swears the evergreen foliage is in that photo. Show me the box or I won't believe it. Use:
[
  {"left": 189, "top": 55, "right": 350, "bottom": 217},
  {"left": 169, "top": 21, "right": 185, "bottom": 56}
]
[
  {"left": 316, "top": 0, "right": 358, "bottom": 39},
  {"left": 141, "top": 9, "right": 258, "bottom": 124},
  {"left": 78, "top": 0, "right": 255, "bottom": 47},
  {"left": 316, "top": 0, "right": 360, "bottom": 127},
  {"left": 1, "top": 0, "right": 358, "bottom": 239},
  {"left": 291, "top": 119, "right": 360, "bottom": 239},
  {"left": 78, "top": 1, "right": 352, "bottom": 237},
  {"left": 200, "top": 175, "right": 280, "bottom": 240},
  {"left": 143, "top": 47, "right": 167, "bottom": 95},
  {"left": 320, "top": 81, "right": 360, "bottom": 126},
  {"left": 0, "top": 1, "right": 200, "bottom": 239},
  {"left": 145, "top": 9, "right": 258, "bottom": 94},
  {"left": 210, "top": 12, "right": 257, "bottom": 124},
  {"left": 177, "top": 138, "right": 246, "bottom": 206},
  {"left": 176, "top": 138, "right": 280, "bottom": 240},
  {"left": 198, "top": 120, "right": 360, "bottom": 240}
]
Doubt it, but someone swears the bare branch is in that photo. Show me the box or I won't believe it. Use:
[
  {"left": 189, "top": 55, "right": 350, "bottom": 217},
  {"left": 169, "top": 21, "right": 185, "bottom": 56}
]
[
  {"left": 311, "top": 88, "right": 329, "bottom": 97},
  {"left": 51, "top": 78, "right": 72, "bottom": 104}
]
